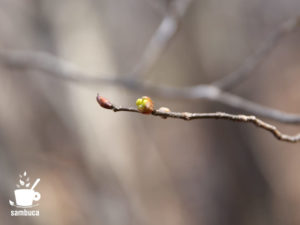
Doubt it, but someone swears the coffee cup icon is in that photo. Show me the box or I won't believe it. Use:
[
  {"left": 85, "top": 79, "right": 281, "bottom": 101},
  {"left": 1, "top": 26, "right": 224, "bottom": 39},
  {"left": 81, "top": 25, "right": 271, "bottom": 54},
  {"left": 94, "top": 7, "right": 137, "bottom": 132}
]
[
  {"left": 9, "top": 173, "right": 41, "bottom": 208},
  {"left": 14, "top": 189, "right": 41, "bottom": 207}
]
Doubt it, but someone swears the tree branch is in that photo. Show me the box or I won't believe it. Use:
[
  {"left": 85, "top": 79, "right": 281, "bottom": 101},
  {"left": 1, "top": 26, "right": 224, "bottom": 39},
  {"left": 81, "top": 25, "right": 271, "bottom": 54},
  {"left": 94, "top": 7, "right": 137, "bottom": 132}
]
[
  {"left": 1, "top": 49, "right": 300, "bottom": 124},
  {"left": 130, "top": 0, "right": 192, "bottom": 77},
  {"left": 97, "top": 95, "right": 300, "bottom": 143},
  {"left": 212, "top": 16, "right": 300, "bottom": 90},
  {"left": 0, "top": 8, "right": 299, "bottom": 125}
]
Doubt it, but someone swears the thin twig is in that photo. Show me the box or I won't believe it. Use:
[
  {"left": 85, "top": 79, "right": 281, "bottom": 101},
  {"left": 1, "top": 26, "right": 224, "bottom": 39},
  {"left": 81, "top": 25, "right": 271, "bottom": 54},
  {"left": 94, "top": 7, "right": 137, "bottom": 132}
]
[
  {"left": 212, "top": 16, "right": 300, "bottom": 90},
  {"left": 0, "top": 50, "right": 300, "bottom": 124},
  {"left": 97, "top": 96, "right": 300, "bottom": 143}
]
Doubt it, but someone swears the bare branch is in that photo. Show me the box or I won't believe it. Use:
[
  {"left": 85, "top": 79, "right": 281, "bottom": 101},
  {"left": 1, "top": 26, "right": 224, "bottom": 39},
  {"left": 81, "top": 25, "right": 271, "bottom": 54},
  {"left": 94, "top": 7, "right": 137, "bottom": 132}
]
[
  {"left": 131, "top": 0, "right": 192, "bottom": 77},
  {"left": 96, "top": 95, "right": 300, "bottom": 143},
  {"left": 1, "top": 49, "right": 300, "bottom": 124},
  {"left": 212, "top": 16, "right": 300, "bottom": 90}
]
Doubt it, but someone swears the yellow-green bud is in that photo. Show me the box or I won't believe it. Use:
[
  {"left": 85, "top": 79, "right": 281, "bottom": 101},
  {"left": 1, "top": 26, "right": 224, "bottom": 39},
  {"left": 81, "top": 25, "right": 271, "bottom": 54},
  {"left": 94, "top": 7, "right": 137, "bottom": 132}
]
[{"left": 136, "top": 96, "right": 154, "bottom": 114}]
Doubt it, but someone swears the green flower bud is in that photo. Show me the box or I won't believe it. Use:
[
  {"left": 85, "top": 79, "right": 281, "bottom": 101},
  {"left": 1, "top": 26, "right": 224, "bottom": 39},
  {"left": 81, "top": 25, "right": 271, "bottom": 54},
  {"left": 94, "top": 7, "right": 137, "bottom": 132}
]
[{"left": 136, "top": 96, "right": 154, "bottom": 114}]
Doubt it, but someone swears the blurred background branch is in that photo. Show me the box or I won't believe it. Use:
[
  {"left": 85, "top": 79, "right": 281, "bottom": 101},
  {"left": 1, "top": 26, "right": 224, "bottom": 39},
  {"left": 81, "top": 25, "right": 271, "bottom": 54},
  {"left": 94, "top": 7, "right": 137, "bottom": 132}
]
[
  {"left": 212, "top": 16, "right": 300, "bottom": 90},
  {"left": 130, "top": 0, "right": 193, "bottom": 77},
  {"left": 1, "top": 46, "right": 300, "bottom": 124}
]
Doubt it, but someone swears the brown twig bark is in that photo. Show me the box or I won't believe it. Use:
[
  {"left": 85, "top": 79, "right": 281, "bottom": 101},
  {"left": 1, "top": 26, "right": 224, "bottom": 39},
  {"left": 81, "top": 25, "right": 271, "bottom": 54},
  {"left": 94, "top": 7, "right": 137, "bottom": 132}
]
[{"left": 97, "top": 95, "right": 300, "bottom": 143}]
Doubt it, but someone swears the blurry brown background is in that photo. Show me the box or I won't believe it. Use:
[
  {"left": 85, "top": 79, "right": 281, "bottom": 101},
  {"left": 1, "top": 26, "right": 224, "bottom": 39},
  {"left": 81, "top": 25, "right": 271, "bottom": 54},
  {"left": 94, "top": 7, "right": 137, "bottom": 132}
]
[{"left": 1, "top": 0, "right": 300, "bottom": 224}]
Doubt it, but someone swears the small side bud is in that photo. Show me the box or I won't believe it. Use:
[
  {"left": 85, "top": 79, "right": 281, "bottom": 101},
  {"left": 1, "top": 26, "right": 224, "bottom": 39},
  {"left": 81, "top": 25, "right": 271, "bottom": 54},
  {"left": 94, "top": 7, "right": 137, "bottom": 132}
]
[
  {"left": 136, "top": 96, "right": 154, "bottom": 114},
  {"left": 157, "top": 107, "right": 170, "bottom": 119},
  {"left": 182, "top": 112, "right": 192, "bottom": 120},
  {"left": 157, "top": 107, "right": 170, "bottom": 113},
  {"left": 96, "top": 94, "right": 113, "bottom": 109}
]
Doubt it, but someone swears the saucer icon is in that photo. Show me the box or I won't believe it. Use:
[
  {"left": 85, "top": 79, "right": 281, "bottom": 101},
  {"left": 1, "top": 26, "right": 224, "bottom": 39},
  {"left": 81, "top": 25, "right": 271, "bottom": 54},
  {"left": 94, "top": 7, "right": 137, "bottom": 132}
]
[{"left": 9, "top": 171, "right": 41, "bottom": 208}]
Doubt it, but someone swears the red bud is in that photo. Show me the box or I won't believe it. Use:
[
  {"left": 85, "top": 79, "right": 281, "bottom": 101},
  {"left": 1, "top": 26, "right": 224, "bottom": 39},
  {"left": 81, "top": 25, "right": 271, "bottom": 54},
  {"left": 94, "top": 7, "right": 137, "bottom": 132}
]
[{"left": 96, "top": 94, "right": 113, "bottom": 109}]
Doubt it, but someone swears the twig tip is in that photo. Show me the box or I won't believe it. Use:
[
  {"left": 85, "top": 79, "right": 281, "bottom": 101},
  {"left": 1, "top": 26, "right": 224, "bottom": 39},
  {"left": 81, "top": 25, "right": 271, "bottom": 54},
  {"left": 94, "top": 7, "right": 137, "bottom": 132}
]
[{"left": 96, "top": 94, "right": 114, "bottom": 110}]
